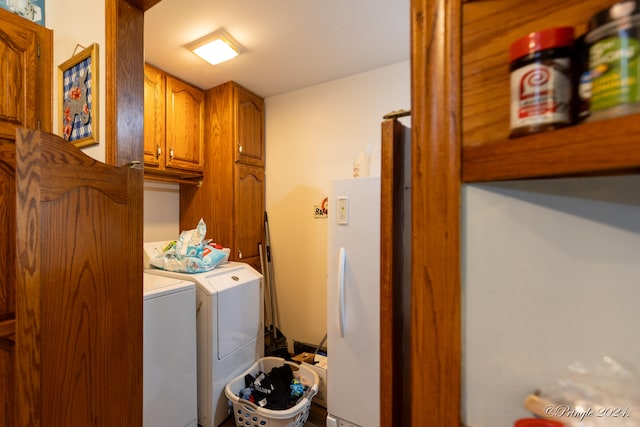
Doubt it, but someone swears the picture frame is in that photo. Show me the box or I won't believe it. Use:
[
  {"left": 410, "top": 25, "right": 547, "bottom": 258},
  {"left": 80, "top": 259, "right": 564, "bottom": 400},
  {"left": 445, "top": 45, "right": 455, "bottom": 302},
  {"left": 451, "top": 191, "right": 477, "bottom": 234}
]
[{"left": 58, "top": 43, "right": 99, "bottom": 148}]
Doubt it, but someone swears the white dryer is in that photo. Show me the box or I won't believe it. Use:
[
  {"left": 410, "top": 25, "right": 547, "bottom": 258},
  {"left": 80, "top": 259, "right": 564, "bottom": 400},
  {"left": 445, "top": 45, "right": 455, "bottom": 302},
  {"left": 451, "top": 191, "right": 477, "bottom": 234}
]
[
  {"left": 143, "top": 273, "right": 197, "bottom": 427},
  {"left": 144, "top": 242, "right": 264, "bottom": 427}
]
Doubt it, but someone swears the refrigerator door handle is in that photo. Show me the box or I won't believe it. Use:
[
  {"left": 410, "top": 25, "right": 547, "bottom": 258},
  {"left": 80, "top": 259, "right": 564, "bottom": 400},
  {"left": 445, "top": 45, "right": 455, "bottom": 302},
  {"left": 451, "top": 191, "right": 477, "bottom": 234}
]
[{"left": 338, "top": 247, "right": 346, "bottom": 337}]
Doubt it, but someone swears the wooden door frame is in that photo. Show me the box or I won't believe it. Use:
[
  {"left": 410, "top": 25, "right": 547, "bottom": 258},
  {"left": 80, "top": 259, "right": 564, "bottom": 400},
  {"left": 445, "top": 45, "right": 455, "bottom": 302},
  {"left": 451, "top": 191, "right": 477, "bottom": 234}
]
[
  {"left": 409, "top": 0, "right": 462, "bottom": 425},
  {"left": 105, "top": 0, "right": 161, "bottom": 167},
  {"left": 106, "top": 1, "right": 464, "bottom": 425}
]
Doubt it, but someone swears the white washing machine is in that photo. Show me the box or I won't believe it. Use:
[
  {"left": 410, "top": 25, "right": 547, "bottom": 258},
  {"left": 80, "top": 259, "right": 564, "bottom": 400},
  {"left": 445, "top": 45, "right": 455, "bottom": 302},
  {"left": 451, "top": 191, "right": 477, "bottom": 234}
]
[
  {"left": 144, "top": 242, "right": 264, "bottom": 427},
  {"left": 143, "top": 273, "right": 197, "bottom": 427}
]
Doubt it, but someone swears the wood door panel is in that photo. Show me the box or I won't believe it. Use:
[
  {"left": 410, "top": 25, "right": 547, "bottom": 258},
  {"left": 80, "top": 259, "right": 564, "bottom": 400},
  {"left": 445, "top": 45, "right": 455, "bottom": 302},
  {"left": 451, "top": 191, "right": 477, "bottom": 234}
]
[
  {"left": 234, "top": 164, "right": 264, "bottom": 262},
  {"left": 235, "top": 86, "right": 264, "bottom": 166},
  {"left": 14, "top": 129, "right": 143, "bottom": 427},
  {"left": 0, "top": 11, "right": 36, "bottom": 140},
  {"left": 143, "top": 64, "right": 165, "bottom": 167},
  {"left": 165, "top": 77, "right": 204, "bottom": 171}
]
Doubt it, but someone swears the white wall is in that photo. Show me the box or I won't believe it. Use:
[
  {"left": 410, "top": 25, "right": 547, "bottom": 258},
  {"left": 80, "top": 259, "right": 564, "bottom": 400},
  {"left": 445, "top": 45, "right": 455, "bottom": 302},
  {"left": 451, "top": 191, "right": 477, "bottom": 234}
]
[
  {"left": 47, "top": 0, "right": 106, "bottom": 162},
  {"left": 462, "top": 176, "right": 640, "bottom": 426},
  {"left": 264, "top": 61, "right": 410, "bottom": 350},
  {"left": 143, "top": 181, "right": 181, "bottom": 241}
]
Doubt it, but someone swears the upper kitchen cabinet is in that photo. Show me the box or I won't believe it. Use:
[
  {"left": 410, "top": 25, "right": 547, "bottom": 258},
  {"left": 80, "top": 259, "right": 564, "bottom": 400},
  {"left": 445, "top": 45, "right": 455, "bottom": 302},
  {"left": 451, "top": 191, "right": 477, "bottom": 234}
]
[
  {"left": 143, "top": 64, "right": 165, "bottom": 168},
  {"left": 143, "top": 63, "right": 204, "bottom": 183},
  {"left": 460, "top": 0, "right": 640, "bottom": 182},
  {"left": 0, "top": 8, "right": 52, "bottom": 141},
  {"left": 210, "top": 81, "right": 265, "bottom": 167}
]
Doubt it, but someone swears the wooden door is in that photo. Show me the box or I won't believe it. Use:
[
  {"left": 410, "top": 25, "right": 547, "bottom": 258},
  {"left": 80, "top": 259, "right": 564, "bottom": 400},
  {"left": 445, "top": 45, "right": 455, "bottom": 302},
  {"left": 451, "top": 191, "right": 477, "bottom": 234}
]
[
  {"left": 143, "top": 63, "right": 166, "bottom": 167},
  {"left": 165, "top": 76, "right": 204, "bottom": 172},
  {"left": 380, "top": 115, "right": 412, "bottom": 427},
  {"left": 233, "top": 164, "right": 264, "bottom": 271},
  {"left": 235, "top": 85, "right": 264, "bottom": 167},
  {"left": 14, "top": 129, "right": 143, "bottom": 426}
]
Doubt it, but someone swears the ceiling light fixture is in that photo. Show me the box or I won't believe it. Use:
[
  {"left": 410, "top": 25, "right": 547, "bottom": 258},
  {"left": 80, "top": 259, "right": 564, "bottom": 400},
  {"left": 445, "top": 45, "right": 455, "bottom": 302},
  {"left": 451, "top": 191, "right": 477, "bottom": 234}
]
[{"left": 187, "top": 29, "right": 242, "bottom": 66}]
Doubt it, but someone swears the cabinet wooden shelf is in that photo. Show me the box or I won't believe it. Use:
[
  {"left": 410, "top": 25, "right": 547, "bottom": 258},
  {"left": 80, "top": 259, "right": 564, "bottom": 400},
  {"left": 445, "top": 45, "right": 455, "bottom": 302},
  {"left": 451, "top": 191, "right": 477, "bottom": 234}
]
[
  {"left": 462, "top": 115, "right": 640, "bottom": 182},
  {"left": 459, "top": 0, "right": 640, "bottom": 183}
]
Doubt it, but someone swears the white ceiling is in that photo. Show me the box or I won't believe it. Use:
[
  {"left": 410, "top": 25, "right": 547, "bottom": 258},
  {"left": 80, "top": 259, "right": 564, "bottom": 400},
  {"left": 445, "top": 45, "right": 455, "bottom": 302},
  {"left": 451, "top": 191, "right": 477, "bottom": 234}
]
[{"left": 143, "top": 0, "right": 410, "bottom": 98}]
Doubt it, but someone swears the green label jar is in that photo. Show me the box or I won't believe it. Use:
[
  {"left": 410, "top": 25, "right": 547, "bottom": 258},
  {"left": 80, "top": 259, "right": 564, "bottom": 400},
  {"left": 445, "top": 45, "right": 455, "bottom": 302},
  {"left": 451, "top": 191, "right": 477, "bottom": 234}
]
[{"left": 586, "top": 1, "right": 640, "bottom": 120}]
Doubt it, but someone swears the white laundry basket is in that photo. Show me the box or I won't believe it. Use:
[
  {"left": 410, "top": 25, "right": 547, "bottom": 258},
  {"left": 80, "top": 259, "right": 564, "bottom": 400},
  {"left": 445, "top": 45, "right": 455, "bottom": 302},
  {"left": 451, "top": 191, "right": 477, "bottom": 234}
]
[{"left": 225, "top": 357, "right": 319, "bottom": 427}]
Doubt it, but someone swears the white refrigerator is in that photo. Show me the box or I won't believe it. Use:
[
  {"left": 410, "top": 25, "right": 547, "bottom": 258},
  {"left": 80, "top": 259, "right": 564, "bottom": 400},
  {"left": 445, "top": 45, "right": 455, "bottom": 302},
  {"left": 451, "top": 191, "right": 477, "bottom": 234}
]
[{"left": 326, "top": 176, "right": 380, "bottom": 427}]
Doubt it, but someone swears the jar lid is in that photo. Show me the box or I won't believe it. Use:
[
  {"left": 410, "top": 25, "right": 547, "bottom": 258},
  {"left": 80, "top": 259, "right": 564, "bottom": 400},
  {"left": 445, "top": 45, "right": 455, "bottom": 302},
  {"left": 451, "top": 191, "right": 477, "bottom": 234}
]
[
  {"left": 509, "top": 27, "right": 575, "bottom": 62},
  {"left": 589, "top": 0, "right": 638, "bottom": 31}
]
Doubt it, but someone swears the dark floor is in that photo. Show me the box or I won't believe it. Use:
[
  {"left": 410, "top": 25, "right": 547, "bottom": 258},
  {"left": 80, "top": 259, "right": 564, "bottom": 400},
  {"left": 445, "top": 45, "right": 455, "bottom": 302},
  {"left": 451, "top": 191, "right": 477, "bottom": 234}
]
[{"left": 220, "top": 402, "right": 326, "bottom": 427}]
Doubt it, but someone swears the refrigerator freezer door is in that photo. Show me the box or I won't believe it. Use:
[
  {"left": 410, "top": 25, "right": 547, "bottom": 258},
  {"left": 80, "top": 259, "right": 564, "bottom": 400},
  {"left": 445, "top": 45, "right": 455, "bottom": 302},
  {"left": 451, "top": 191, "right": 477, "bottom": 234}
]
[{"left": 327, "top": 177, "right": 380, "bottom": 427}]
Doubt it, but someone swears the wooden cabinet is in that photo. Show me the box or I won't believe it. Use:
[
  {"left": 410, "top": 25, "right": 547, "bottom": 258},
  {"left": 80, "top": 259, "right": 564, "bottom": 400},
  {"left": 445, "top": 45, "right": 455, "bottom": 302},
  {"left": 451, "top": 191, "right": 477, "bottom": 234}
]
[
  {"left": 143, "top": 64, "right": 165, "bottom": 167},
  {"left": 143, "top": 63, "right": 204, "bottom": 182},
  {"left": 235, "top": 86, "right": 265, "bottom": 166},
  {"left": 404, "top": 0, "right": 640, "bottom": 425},
  {"left": 234, "top": 164, "right": 265, "bottom": 271},
  {"left": 0, "top": 8, "right": 52, "bottom": 142},
  {"left": 180, "top": 81, "right": 265, "bottom": 272},
  {"left": 0, "top": 11, "right": 51, "bottom": 426}
]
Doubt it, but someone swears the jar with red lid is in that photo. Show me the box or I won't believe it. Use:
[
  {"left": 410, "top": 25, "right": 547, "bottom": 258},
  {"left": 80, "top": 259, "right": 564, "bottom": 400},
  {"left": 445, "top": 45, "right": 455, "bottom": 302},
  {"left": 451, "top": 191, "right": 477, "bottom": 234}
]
[{"left": 509, "top": 27, "right": 575, "bottom": 138}]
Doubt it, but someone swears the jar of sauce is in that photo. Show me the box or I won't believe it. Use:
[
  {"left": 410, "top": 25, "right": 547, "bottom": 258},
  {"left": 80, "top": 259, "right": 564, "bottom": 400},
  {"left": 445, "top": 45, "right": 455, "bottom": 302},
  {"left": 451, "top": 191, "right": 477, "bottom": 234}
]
[{"left": 509, "top": 27, "right": 575, "bottom": 138}]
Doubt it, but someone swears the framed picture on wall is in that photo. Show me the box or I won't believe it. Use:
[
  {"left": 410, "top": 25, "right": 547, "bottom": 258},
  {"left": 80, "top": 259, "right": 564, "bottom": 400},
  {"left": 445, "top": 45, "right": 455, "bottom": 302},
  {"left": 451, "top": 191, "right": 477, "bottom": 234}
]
[
  {"left": 58, "top": 43, "right": 99, "bottom": 148},
  {"left": 0, "top": 0, "right": 45, "bottom": 25}
]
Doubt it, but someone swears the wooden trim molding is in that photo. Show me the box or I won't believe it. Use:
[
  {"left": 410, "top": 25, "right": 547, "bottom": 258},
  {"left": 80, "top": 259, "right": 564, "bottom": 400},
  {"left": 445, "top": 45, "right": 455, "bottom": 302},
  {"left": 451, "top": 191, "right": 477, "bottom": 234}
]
[
  {"left": 410, "top": 0, "right": 462, "bottom": 425},
  {"left": 380, "top": 118, "right": 412, "bottom": 427},
  {"left": 105, "top": 0, "right": 145, "bottom": 167}
]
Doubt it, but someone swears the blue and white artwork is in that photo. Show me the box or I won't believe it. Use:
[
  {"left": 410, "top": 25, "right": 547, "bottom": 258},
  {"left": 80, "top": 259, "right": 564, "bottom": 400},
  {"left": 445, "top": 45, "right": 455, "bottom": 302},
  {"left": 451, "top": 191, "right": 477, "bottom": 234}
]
[{"left": 0, "top": 0, "right": 45, "bottom": 26}]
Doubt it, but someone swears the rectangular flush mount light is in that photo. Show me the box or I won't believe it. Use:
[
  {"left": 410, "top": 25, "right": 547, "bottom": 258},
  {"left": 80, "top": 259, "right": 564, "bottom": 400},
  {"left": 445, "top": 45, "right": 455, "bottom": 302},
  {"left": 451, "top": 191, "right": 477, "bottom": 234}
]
[{"left": 188, "top": 29, "right": 242, "bottom": 66}]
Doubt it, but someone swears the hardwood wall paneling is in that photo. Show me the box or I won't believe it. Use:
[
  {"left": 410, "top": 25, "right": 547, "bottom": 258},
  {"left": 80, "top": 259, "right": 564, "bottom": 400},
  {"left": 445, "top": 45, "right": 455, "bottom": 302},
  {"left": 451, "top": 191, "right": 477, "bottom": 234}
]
[
  {"left": 15, "top": 129, "right": 143, "bottom": 426},
  {"left": 411, "top": 0, "right": 461, "bottom": 425},
  {"left": 462, "top": 0, "right": 608, "bottom": 147}
]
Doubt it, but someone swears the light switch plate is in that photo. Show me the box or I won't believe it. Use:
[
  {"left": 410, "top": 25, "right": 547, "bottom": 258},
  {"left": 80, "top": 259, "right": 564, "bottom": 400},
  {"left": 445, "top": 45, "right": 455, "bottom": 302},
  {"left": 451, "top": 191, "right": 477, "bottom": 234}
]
[{"left": 336, "top": 196, "right": 348, "bottom": 224}]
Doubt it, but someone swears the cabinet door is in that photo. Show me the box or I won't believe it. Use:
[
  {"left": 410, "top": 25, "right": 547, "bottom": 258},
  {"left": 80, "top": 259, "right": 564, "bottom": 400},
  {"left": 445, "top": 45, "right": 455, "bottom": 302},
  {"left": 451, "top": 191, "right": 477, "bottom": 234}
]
[
  {"left": 0, "top": 339, "right": 15, "bottom": 427},
  {"left": 233, "top": 164, "right": 264, "bottom": 270},
  {"left": 0, "top": 170, "right": 15, "bottom": 318},
  {"left": 165, "top": 76, "right": 204, "bottom": 172},
  {"left": 235, "top": 86, "right": 264, "bottom": 167},
  {"left": 143, "top": 64, "right": 165, "bottom": 167},
  {"left": 0, "top": 9, "right": 50, "bottom": 140}
]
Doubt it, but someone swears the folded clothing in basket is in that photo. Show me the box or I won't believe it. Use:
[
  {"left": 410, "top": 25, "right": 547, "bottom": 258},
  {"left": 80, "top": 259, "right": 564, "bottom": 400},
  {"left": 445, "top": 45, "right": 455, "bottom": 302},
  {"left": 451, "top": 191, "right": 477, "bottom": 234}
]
[{"left": 240, "top": 365, "right": 309, "bottom": 410}]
